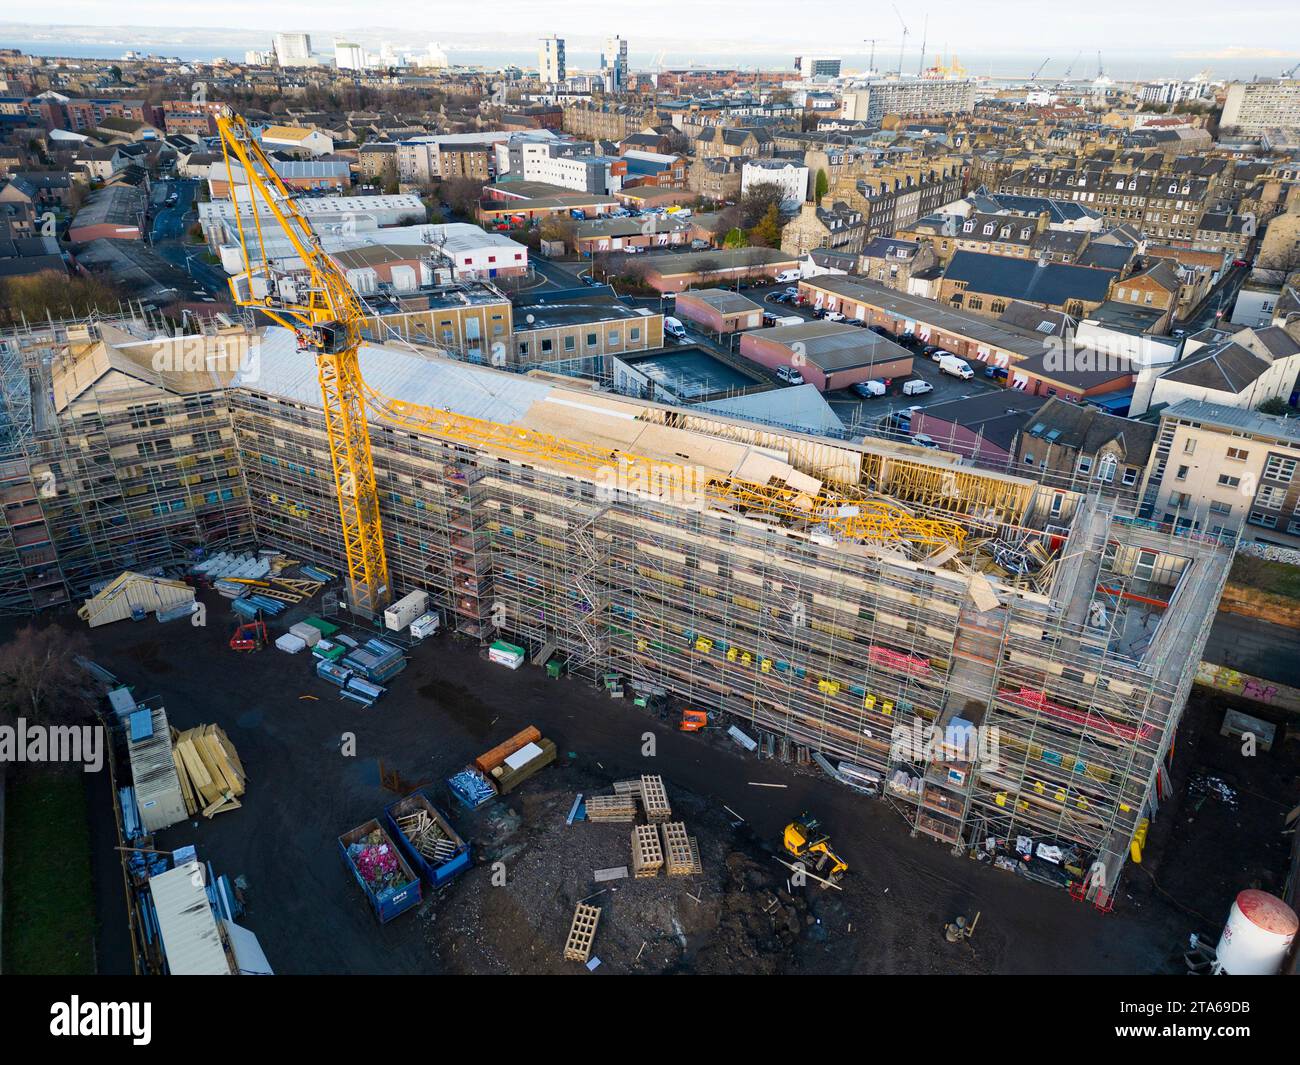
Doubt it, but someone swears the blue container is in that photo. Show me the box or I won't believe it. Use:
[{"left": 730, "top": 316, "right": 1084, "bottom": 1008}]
[
  {"left": 384, "top": 790, "right": 472, "bottom": 888},
  {"left": 338, "top": 820, "right": 421, "bottom": 923}
]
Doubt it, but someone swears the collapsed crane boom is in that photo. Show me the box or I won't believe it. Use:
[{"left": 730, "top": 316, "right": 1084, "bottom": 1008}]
[{"left": 215, "top": 108, "right": 390, "bottom": 616}]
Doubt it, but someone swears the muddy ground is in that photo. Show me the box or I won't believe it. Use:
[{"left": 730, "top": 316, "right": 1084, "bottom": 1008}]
[{"left": 32, "top": 589, "right": 1299, "bottom": 974}]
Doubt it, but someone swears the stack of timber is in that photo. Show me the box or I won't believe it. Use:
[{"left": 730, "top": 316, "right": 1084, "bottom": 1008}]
[
  {"left": 660, "top": 821, "right": 702, "bottom": 876},
  {"left": 172, "top": 724, "right": 247, "bottom": 818}
]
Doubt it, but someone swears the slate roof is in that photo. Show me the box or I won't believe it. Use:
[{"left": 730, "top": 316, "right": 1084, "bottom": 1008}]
[
  {"left": 1159, "top": 340, "right": 1271, "bottom": 392},
  {"left": 1021, "top": 396, "right": 1158, "bottom": 463},
  {"left": 944, "top": 250, "right": 1117, "bottom": 306}
]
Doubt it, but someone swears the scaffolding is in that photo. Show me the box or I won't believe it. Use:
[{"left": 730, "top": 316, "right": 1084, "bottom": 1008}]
[{"left": 3, "top": 315, "right": 1234, "bottom": 901}]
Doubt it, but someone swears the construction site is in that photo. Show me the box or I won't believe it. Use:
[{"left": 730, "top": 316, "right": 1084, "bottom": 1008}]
[
  {"left": 0, "top": 305, "right": 1233, "bottom": 904},
  {"left": 0, "top": 106, "right": 1237, "bottom": 947}
]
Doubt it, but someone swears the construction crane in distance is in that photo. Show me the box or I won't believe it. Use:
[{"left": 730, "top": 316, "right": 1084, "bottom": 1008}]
[
  {"left": 891, "top": 3, "right": 909, "bottom": 76},
  {"left": 862, "top": 38, "right": 878, "bottom": 75},
  {"left": 214, "top": 107, "right": 391, "bottom": 617},
  {"left": 1029, "top": 57, "right": 1051, "bottom": 82}
]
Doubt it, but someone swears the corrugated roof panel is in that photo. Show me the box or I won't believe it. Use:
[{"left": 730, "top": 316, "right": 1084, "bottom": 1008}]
[{"left": 149, "top": 863, "right": 232, "bottom": 976}]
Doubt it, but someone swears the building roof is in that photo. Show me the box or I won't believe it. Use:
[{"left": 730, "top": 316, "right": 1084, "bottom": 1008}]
[
  {"left": 260, "top": 124, "right": 326, "bottom": 142},
  {"left": 1161, "top": 398, "right": 1300, "bottom": 445},
  {"left": 1159, "top": 340, "right": 1273, "bottom": 393},
  {"left": 755, "top": 321, "right": 912, "bottom": 372},
  {"left": 945, "top": 250, "right": 1117, "bottom": 307},
  {"left": 694, "top": 382, "right": 845, "bottom": 436},
  {"left": 1021, "top": 396, "right": 1158, "bottom": 464},
  {"left": 676, "top": 288, "right": 763, "bottom": 315},
  {"left": 69, "top": 182, "right": 145, "bottom": 231},
  {"left": 640, "top": 247, "right": 797, "bottom": 276},
  {"left": 913, "top": 391, "right": 1047, "bottom": 451}
]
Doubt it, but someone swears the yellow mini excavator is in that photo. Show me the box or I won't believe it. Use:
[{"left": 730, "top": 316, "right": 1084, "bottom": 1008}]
[{"left": 783, "top": 813, "right": 848, "bottom": 886}]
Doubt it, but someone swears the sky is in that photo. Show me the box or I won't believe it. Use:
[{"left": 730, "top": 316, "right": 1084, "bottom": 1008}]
[{"left": 6, "top": 1, "right": 1300, "bottom": 58}]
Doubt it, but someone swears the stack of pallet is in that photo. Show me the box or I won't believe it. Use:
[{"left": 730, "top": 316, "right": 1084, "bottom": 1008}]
[
  {"left": 394, "top": 808, "right": 458, "bottom": 865},
  {"left": 639, "top": 775, "right": 672, "bottom": 822},
  {"left": 172, "top": 725, "right": 247, "bottom": 819},
  {"left": 631, "top": 824, "right": 664, "bottom": 878},
  {"left": 585, "top": 794, "right": 638, "bottom": 823},
  {"left": 564, "top": 903, "right": 601, "bottom": 963},
  {"left": 660, "top": 821, "right": 702, "bottom": 876}
]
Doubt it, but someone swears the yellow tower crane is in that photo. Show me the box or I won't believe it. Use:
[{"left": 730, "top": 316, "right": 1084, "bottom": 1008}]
[
  {"left": 213, "top": 105, "right": 968, "bottom": 615},
  {"left": 215, "top": 108, "right": 390, "bottom": 616}
]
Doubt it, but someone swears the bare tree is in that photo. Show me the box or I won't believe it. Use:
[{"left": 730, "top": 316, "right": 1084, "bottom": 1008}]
[{"left": 0, "top": 624, "right": 96, "bottom": 728}]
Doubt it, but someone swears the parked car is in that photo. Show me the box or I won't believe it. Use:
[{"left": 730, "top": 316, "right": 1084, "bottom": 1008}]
[
  {"left": 938, "top": 354, "right": 974, "bottom": 380},
  {"left": 912, "top": 434, "right": 939, "bottom": 449},
  {"left": 768, "top": 292, "right": 790, "bottom": 304},
  {"left": 776, "top": 365, "right": 804, "bottom": 385},
  {"left": 823, "top": 311, "right": 845, "bottom": 322},
  {"left": 852, "top": 379, "right": 887, "bottom": 398},
  {"left": 664, "top": 316, "right": 687, "bottom": 340},
  {"left": 901, "top": 379, "right": 933, "bottom": 396},
  {"left": 690, "top": 239, "right": 711, "bottom": 250},
  {"left": 930, "top": 347, "right": 954, "bottom": 362},
  {"left": 762, "top": 311, "right": 780, "bottom": 326},
  {"left": 983, "top": 365, "right": 1008, "bottom": 381}
]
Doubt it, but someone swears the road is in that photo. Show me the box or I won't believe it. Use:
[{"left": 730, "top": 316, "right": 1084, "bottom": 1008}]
[
  {"left": 147, "top": 177, "right": 229, "bottom": 298},
  {"left": 1177, "top": 261, "right": 1249, "bottom": 335}
]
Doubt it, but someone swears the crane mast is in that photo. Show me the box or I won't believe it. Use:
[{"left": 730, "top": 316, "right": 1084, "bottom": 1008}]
[{"left": 215, "top": 108, "right": 391, "bottom": 617}]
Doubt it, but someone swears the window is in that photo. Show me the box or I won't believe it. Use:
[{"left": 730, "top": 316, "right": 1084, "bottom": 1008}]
[
  {"left": 1077, "top": 456, "right": 1093, "bottom": 474},
  {"left": 1176, "top": 465, "right": 1189, "bottom": 480},
  {"left": 586, "top": 332, "right": 598, "bottom": 347},
  {"left": 1263, "top": 455, "right": 1297, "bottom": 482},
  {"left": 1218, "top": 474, "right": 1241, "bottom": 488},
  {"left": 1096, "top": 454, "right": 1118, "bottom": 483},
  {"left": 629, "top": 327, "right": 640, "bottom": 341},
  {"left": 1255, "top": 484, "right": 1286, "bottom": 509},
  {"left": 1183, "top": 439, "right": 1196, "bottom": 454},
  {"left": 1249, "top": 511, "right": 1278, "bottom": 528},
  {"left": 1226, "top": 446, "right": 1249, "bottom": 461},
  {"left": 564, "top": 336, "right": 575, "bottom": 352},
  {"left": 540, "top": 339, "right": 553, "bottom": 354},
  {"left": 608, "top": 330, "right": 620, "bottom": 345},
  {"left": 1024, "top": 452, "right": 1035, "bottom": 465},
  {"left": 1122, "top": 467, "right": 1138, "bottom": 487},
  {"left": 1169, "top": 491, "right": 1191, "bottom": 507},
  {"left": 1209, "top": 500, "right": 1233, "bottom": 515},
  {"left": 517, "top": 341, "right": 529, "bottom": 357}
]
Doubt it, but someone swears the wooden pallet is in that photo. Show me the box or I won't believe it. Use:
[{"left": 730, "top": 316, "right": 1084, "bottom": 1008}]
[
  {"left": 640, "top": 774, "right": 672, "bottom": 822},
  {"left": 631, "top": 824, "right": 664, "bottom": 878},
  {"left": 585, "top": 795, "right": 638, "bottom": 823},
  {"left": 661, "top": 821, "right": 695, "bottom": 876},
  {"left": 564, "top": 903, "right": 601, "bottom": 962}
]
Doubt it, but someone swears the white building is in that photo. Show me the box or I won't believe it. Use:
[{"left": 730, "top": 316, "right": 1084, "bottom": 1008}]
[
  {"left": 796, "top": 56, "right": 842, "bottom": 78},
  {"left": 335, "top": 41, "right": 366, "bottom": 71},
  {"left": 741, "top": 159, "right": 810, "bottom": 211},
  {"left": 1139, "top": 80, "right": 1201, "bottom": 107},
  {"left": 199, "top": 192, "right": 425, "bottom": 250},
  {"left": 1221, "top": 79, "right": 1300, "bottom": 135},
  {"left": 425, "top": 42, "right": 450, "bottom": 69},
  {"left": 1146, "top": 324, "right": 1300, "bottom": 414},
  {"left": 602, "top": 36, "right": 629, "bottom": 94},
  {"left": 840, "top": 78, "right": 976, "bottom": 121},
  {"left": 539, "top": 36, "right": 566, "bottom": 85},
  {"left": 259, "top": 125, "right": 335, "bottom": 157},
  {"left": 273, "top": 32, "right": 313, "bottom": 68}
]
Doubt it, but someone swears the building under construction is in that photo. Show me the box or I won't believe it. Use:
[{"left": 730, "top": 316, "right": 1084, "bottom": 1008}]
[{"left": 0, "top": 315, "right": 1233, "bottom": 900}]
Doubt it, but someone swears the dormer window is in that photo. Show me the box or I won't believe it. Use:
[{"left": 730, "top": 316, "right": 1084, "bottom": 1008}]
[
  {"left": 962, "top": 219, "right": 975, "bottom": 233},
  {"left": 983, "top": 222, "right": 995, "bottom": 235}
]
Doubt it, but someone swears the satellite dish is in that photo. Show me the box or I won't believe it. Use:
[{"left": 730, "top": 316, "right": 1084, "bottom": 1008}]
[{"left": 526, "top": 313, "right": 535, "bottom": 324}]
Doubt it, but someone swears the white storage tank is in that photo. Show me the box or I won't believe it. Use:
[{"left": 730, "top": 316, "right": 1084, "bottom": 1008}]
[
  {"left": 1214, "top": 889, "right": 1298, "bottom": 975},
  {"left": 385, "top": 589, "right": 429, "bottom": 632}
]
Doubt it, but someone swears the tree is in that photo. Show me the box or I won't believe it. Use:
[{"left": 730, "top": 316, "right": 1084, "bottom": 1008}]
[
  {"left": 0, "top": 624, "right": 95, "bottom": 729},
  {"left": 441, "top": 177, "right": 487, "bottom": 219},
  {"left": 1256, "top": 397, "right": 1295, "bottom": 417},
  {"left": 0, "top": 272, "right": 126, "bottom": 328},
  {"left": 814, "top": 168, "right": 829, "bottom": 203},
  {"left": 738, "top": 183, "right": 784, "bottom": 229},
  {"left": 722, "top": 226, "right": 748, "bottom": 248},
  {"left": 748, "top": 203, "right": 783, "bottom": 249},
  {"left": 539, "top": 215, "right": 577, "bottom": 244}
]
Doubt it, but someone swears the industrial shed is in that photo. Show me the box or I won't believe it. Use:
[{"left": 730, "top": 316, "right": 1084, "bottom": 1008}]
[{"left": 128, "top": 705, "right": 188, "bottom": 834}]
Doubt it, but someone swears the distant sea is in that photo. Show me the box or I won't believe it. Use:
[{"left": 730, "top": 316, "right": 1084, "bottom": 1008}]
[{"left": 0, "top": 40, "right": 1290, "bottom": 83}]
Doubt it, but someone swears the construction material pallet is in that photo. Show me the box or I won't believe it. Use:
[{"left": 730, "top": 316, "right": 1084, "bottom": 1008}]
[
  {"left": 631, "top": 824, "right": 664, "bottom": 878},
  {"left": 640, "top": 774, "right": 672, "bottom": 822},
  {"left": 584, "top": 795, "right": 638, "bottom": 823},
  {"left": 564, "top": 903, "right": 601, "bottom": 962},
  {"left": 661, "top": 821, "right": 696, "bottom": 876}
]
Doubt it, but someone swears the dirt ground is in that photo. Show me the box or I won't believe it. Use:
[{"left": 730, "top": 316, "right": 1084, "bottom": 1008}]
[{"left": 32, "top": 589, "right": 1297, "bottom": 975}]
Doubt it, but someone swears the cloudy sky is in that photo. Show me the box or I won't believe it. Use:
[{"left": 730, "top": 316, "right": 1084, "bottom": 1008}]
[{"left": 7, "top": 0, "right": 1300, "bottom": 57}]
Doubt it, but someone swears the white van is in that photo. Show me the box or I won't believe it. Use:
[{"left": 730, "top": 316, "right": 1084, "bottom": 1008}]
[
  {"left": 776, "top": 365, "right": 804, "bottom": 385},
  {"left": 902, "top": 379, "right": 933, "bottom": 396},
  {"left": 664, "top": 316, "right": 687, "bottom": 340},
  {"left": 775, "top": 269, "right": 802, "bottom": 284},
  {"left": 938, "top": 354, "right": 974, "bottom": 380}
]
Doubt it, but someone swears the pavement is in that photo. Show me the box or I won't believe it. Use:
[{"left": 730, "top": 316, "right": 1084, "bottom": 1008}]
[
  {"left": 64, "top": 592, "right": 1219, "bottom": 975},
  {"left": 1177, "top": 262, "right": 1249, "bottom": 335},
  {"left": 1202, "top": 613, "right": 1300, "bottom": 688}
]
